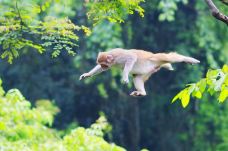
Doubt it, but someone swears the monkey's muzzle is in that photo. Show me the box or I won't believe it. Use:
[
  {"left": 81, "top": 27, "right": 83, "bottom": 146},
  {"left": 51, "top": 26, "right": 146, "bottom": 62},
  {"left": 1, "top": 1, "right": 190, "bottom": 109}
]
[{"left": 101, "top": 64, "right": 109, "bottom": 70}]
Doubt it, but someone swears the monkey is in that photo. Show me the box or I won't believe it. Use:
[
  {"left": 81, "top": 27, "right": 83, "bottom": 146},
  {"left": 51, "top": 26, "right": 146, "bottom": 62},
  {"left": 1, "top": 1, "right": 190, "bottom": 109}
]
[{"left": 79, "top": 48, "right": 200, "bottom": 97}]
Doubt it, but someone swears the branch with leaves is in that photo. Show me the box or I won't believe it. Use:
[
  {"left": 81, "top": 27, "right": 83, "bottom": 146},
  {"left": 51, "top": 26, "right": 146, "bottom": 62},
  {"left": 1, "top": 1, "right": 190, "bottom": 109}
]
[
  {"left": 172, "top": 65, "right": 228, "bottom": 108},
  {"left": 0, "top": 1, "right": 90, "bottom": 63},
  {"left": 86, "top": 0, "right": 145, "bottom": 23}
]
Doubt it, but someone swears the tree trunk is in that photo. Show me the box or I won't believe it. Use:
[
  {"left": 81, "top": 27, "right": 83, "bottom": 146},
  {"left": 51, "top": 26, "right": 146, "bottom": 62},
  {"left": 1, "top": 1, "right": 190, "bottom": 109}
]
[{"left": 126, "top": 98, "right": 140, "bottom": 151}]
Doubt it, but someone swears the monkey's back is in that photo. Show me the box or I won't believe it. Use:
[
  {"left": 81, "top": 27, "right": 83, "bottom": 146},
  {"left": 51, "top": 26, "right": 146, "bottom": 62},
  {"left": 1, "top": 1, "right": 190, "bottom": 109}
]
[
  {"left": 109, "top": 48, "right": 163, "bottom": 74},
  {"left": 109, "top": 48, "right": 154, "bottom": 58},
  {"left": 128, "top": 49, "right": 160, "bottom": 74},
  {"left": 129, "top": 49, "right": 154, "bottom": 60}
]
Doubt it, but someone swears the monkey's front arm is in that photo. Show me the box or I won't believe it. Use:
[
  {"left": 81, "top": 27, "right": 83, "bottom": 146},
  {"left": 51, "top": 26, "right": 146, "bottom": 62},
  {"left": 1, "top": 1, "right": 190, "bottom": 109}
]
[
  {"left": 122, "top": 55, "right": 137, "bottom": 84},
  {"left": 79, "top": 64, "right": 104, "bottom": 80}
]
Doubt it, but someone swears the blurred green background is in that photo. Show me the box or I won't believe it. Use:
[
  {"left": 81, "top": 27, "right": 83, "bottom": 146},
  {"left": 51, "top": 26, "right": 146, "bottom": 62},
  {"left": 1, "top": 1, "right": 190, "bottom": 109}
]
[{"left": 0, "top": 0, "right": 227, "bottom": 151}]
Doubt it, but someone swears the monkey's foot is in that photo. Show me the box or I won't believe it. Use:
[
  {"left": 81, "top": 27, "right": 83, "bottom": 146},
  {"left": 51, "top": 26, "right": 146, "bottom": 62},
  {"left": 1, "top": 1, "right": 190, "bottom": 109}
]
[{"left": 130, "top": 91, "right": 146, "bottom": 97}]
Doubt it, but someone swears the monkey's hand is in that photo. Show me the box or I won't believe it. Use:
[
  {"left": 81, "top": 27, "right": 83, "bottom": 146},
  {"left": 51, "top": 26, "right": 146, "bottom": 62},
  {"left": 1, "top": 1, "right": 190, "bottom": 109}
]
[
  {"left": 79, "top": 73, "right": 91, "bottom": 80},
  {"left": 122, "top": 76, "right": 129, "bottom": 84}
]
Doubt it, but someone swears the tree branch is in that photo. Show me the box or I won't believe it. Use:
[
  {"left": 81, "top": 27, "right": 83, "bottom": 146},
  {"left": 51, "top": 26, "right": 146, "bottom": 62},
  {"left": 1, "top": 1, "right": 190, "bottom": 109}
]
[
  {"left": 15, "top": 0, "right": 24, "bottom": 30},
  {"left": 205, "top": 0, "right": 228, "bottom": 25},
  {"left": 220, "top": 0, "right": 228, "bottom": 6}
]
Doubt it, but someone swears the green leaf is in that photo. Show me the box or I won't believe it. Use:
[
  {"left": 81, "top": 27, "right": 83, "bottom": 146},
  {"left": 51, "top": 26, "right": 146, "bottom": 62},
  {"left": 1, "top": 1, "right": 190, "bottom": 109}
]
[
  {"left": 181, "top": 91, "right": 190, "bottom": 108},
  {"left": 0, "top": 122, "right": 6, "bottom": 130},
  {"left": 219, "top": 88, "right": 228, "bottom": 103},
  {"left": 206, "top": 69, "right": 218, "bottom": 79},
  {"left": 194, "top": 91, "right": 202, "bottom": 99},
  {"left": 141, "top": 149, "right": 150, "bottom": 151},
  {"left": 167, "top": 15, "right": 174, "bottom": 21},
  {"left": 158, "top": 14, "right": 166, "bottom": 21},
  {"left": 198, "top": 79, "right": 206, "bottom": 93},
  {"left": 222, "top": 64, "right": 228, "bottom": 73},
  {"left": 172, "top": 91, "right": 182, "bottom": 103},
  {"left": 225, "top": 75, "right": 228, "bottom": 86},
  {"left": 97, "top": 84, "right": 108, "bottom": 98}
]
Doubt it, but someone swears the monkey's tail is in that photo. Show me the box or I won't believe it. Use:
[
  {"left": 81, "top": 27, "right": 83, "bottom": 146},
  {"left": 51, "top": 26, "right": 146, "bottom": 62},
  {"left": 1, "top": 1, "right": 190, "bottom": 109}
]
[{"left": 150, "top": 52, "right": 200, "bottom": 64}]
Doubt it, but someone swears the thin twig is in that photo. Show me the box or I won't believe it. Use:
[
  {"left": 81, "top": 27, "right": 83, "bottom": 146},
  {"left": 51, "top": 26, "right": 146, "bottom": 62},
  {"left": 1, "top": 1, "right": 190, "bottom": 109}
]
[
  {"left": 205, "top": 0, "right": 228, "bottom": 25},
  {"left": 15, "top": 0, "right": 24, "bottom": 30}
]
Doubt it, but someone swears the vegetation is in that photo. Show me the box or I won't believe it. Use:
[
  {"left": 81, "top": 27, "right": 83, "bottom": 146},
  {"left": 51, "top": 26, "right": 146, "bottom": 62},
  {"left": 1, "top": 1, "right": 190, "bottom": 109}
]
[
  {"left": 0, "top": 0, "right": 90, "bottom": 63},
  {"left": 0, "top": 0, "right": 227, "bottom": 151},
  {"left": 0, "top": 79, "right": 126, "bottom": 151},
  {"left": 172, "top": 64, "right": 228, "bottom": 108}
]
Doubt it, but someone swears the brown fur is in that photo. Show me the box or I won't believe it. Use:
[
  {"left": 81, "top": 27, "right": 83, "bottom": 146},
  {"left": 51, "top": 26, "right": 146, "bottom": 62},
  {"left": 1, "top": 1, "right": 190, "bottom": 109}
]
[{"left": 97, "top": 52, "right": 107, "bottom": 64}]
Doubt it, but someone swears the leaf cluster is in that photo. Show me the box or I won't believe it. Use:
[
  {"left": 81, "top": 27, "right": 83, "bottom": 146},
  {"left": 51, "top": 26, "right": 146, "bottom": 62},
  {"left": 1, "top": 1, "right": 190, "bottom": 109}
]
[
  {"left": 86, "top": 0, "right": 145, "bottom": 23},
  {"left": 172, "top": 65, "right": 228, "bottom": 108},
  {"left": 0, "top": 0, "right": 90, "bottom": 63},
  {"left": 0, "top": 78, "right": 126, "bottom": 151},
  {"left": 158, "top": 0, "right": 188, "bottom": 22}
]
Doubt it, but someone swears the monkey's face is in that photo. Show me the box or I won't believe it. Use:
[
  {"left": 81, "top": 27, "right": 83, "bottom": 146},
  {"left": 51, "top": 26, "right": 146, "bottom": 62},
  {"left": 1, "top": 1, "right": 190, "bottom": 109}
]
[
  {"left": 97, "top": 52, "right": 114, "bottom": 70},
  {"left": 99, "top": 62, "right": 110, "bottom": 70}
]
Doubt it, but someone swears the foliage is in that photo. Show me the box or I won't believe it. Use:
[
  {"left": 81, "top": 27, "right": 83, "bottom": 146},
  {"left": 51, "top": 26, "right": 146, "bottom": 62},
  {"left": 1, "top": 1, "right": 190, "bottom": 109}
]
[
  {"left": 0, "top": 79, "right": 61, "bottom": 150},
  {"left": 0, "top": 0, "right": 228, "bottom": 151},
  {"left": 0, "top": 78, "right": 126, "bottom": 151},
  {"left": 220, "top": 0, "right": 228, "bottom": 5},
  {"left": 0, "top": 0, "right": 90, "bottom": 63},
  {"left": 158, "top": 0, "right": 188, "bottom": 21},
  {"left": 86, "top": 0, "right": 145, "bottom": 23},
  {"left": 195, "top": 1, "right": 228, "bottom": 68},
  {"left": 64, "top": 115, "right": 125, "bottom": 151},
  {"left": 172, "top": 65, "right": 228, "bottom": 108},
  {"left": 192, "top": 97, "right": 228, "bottom": 151}
]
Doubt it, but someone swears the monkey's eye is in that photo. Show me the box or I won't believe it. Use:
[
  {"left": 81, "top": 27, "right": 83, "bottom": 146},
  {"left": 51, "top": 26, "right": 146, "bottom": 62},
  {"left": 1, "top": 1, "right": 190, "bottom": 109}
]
[{"left": 101, "top": 64, "right": 109, "bottom": 69}]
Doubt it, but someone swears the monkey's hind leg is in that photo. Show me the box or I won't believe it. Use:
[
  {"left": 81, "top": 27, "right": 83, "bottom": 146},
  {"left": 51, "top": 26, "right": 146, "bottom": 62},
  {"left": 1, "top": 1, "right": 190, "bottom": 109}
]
[
  {"left": 130, "top": 75, "right": 146, "bottom": 97},
  {"left": 160, "top": 63, "right": 174, "bottom": 71}
]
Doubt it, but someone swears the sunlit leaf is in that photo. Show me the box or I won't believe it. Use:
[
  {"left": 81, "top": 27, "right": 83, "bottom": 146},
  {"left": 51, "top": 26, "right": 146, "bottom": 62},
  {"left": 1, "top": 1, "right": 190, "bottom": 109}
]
[
  {"left": 181, "top": 90, "right": 190, "bottom": 108},
  {"left": 222, "top": 64, "right": 228, "bottom": 73},
  {"left": 194, "top": 91, "right": 202, "bottom": 99},
  {"left": 219, "top": 88, "right": 228, "bottom": 103},
  {"left": 172, "top": 66, "right": 228, "bottom": 108},
  {"left": 198, "top": 79, "right": 207, "bottom": 93},
  {"left": 172, "top": 91, "right": 182, "bottom": 103}
]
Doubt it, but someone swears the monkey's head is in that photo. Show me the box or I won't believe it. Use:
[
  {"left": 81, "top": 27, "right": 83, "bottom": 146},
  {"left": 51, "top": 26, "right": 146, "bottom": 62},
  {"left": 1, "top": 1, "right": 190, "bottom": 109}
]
[{"left": 97, "top": 52, "right": 114, "bottom": 70}]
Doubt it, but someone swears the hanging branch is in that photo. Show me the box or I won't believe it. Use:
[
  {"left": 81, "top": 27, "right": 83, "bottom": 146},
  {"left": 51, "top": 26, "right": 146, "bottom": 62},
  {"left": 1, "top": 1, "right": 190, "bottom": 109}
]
[
  {"left": 15, "top": 1, "right": 23, "bottom": 25},
  {"left": 15, "top": 0, "right": 25, "bottom": 32},
  {"left": 220, "top": 0, "right": 228, "bottom": 6},
  {"left": 205, "top": 0, "right": 228, "bottom": 25}
]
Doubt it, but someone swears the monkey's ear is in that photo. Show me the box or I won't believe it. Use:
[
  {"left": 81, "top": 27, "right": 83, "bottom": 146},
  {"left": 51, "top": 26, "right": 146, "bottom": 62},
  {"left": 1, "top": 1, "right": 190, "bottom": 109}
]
[{"left": 106, "top": 54, "right": 114, "bottom": 63}]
